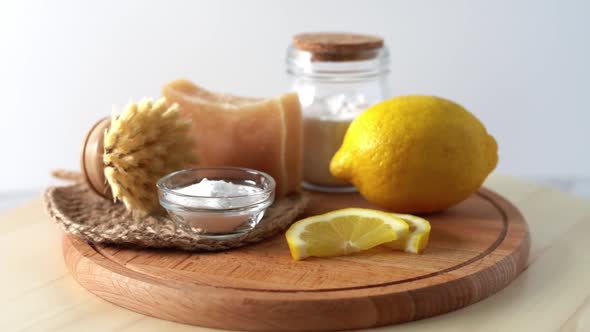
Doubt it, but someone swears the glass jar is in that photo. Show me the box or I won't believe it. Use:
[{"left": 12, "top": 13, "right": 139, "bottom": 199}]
[{"left": 286, "top": 32, "right": 390, "bottom": 192}]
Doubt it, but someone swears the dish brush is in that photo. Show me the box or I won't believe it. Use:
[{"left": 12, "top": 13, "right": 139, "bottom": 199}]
[{"left": 81, "top": 98, "right": 197, "bottom": 215}]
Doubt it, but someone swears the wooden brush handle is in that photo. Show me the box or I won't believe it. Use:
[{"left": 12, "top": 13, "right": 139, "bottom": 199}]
[{"left": 80, "top": 117, "right": 112, "bottom": 199}]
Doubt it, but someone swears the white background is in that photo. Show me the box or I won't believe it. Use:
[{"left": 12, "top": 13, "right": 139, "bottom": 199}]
[{"left": 1, "top": 0, "right": 589, "bottom": 192}]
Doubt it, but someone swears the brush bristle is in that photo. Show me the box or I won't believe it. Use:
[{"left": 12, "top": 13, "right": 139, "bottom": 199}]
[{"left": 103, "top": 98, "right": 197, "bottom": 216}]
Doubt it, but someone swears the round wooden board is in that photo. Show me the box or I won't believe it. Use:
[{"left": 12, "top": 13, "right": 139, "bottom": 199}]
[{"left": 63, "top": 188, "right": 530, "bottom": 331}]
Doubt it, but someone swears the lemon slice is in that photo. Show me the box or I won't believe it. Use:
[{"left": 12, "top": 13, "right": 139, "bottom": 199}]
[
  {"left": 384, "top": 214, "right": 431, "bottom": 254},
  {"left": 285, "top": 208, "right": 409, "bottom": 261}
]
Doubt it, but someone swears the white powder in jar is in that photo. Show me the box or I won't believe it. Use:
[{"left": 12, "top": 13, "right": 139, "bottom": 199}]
[{"left": 171, "top": 178, "right": 263, "bottom": 209}]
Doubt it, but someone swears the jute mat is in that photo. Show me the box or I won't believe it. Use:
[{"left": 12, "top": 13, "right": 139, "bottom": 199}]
[{"left": 44, "top": 179, "right": 308, "bottom": 251}]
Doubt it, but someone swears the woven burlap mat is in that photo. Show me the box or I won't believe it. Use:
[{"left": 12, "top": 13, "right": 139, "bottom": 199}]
[{"left": 44, "top": 182, "right": 308, "bottom": 251}]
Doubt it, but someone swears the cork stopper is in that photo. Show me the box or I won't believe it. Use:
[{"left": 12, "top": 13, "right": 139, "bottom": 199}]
[
  {"left": 292, "top": 32, "right": 384, "bottom": 61},
  {"left": 80, "top": 117, "right": 112, "bottom": 199}
]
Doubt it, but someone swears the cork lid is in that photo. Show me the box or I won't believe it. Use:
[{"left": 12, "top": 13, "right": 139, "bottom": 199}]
[{"left": 292, "top": 32, "right": 384, "bottom": 61}]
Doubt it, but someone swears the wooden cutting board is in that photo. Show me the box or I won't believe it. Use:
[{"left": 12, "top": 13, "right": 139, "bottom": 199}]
[{"left": 63, "top": 188, "right": 530, "bottom": 331}]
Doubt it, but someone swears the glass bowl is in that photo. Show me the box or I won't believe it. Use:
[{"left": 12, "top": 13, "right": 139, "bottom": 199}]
[{"left": 157, "top": 167, "right": 276, "bottom": 238}]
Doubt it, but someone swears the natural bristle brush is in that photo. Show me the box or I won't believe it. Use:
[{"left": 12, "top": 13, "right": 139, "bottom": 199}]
[{"left": 81, "top": 98, "right": 197, "bottom": 215}]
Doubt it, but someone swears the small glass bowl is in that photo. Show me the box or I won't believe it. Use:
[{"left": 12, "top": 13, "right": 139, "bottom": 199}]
[{"left": 157, "top": 167, "right": 276, "bottom": 238}]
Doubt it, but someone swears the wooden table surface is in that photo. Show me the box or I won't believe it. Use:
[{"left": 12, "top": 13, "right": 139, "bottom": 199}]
[{"left": 1, "top": 175, "right": 589, "bottom": 332}]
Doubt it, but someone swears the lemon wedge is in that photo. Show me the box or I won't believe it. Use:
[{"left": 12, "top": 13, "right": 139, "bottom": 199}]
[
  {"left": 384, "top": 214, "right": 431, "bottom": 254},
  {"left": 285, "top": 208, "right": 409, "bottom": 261}
]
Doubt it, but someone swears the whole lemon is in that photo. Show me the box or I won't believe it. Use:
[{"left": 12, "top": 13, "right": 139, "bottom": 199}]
[{"left": 330, "top": 95, "right": 498, "bottom": 213}]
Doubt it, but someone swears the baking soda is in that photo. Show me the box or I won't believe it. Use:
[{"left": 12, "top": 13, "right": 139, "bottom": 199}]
[{"left": 172, "top": 178, "right": 263, "bottom": 209}]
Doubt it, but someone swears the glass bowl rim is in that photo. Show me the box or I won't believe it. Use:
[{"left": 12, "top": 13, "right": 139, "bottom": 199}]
[{"left": 156, "top": 166, "right": 276, "bottom": 200}]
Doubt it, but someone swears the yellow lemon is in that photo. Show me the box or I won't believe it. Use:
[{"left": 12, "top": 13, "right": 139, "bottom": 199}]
[
  {"left": 330, "top": 95, "right": 498, "bottom": 213},
  {"left": 385, "top": 214, "right": 431, "bottom": 254},
  {"left": 285, "top": 208, "right": 409, "bottom": 260}
]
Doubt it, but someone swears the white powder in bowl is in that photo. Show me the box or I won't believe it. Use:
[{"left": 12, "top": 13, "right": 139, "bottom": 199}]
[{"left": 171, "top": 178, "right": 264, "bottom": 209}]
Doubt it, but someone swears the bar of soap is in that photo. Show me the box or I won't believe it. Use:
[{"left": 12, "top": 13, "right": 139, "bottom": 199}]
[{"left": 162, "top": 79, "right": 303, "bottom": 197}]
